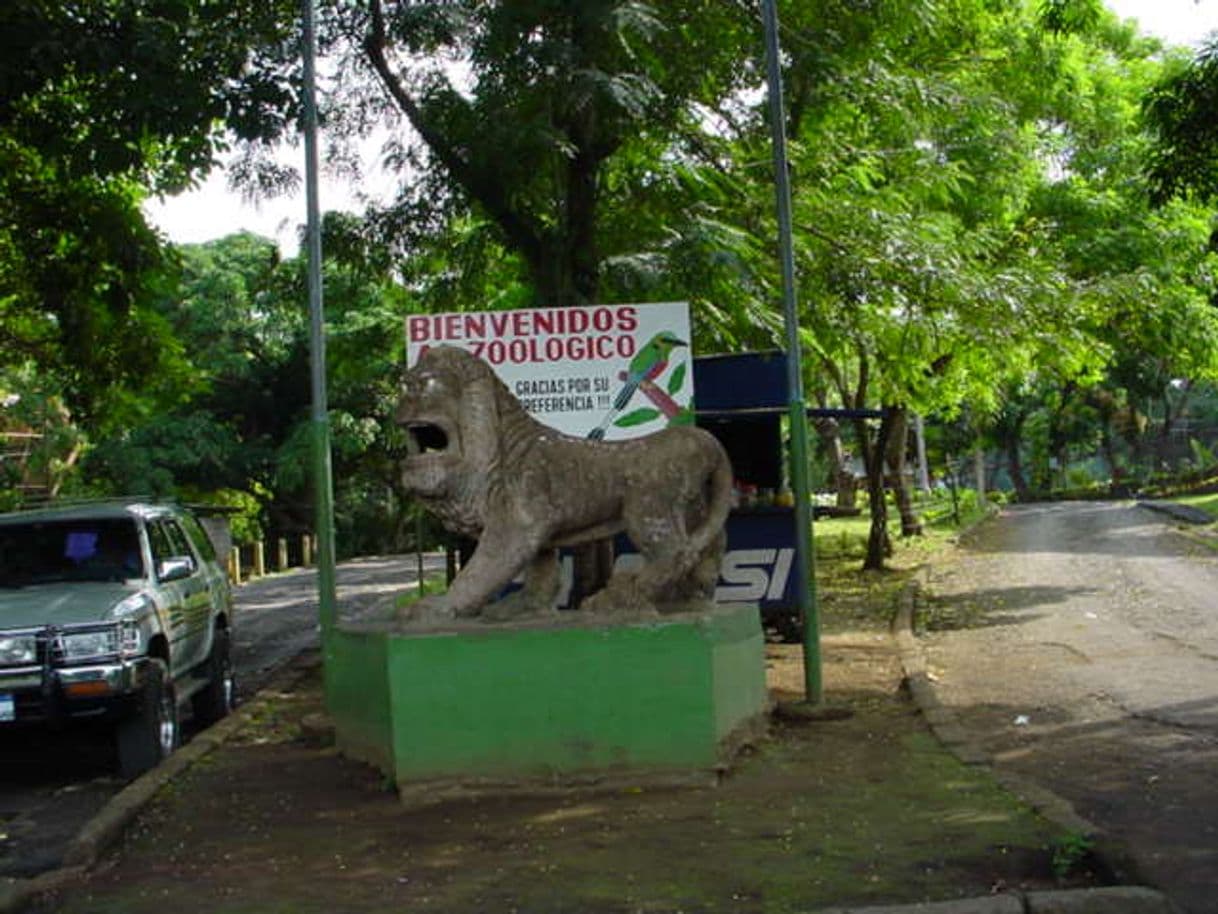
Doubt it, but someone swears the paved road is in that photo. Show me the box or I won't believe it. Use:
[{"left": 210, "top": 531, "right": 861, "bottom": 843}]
[
  {"left": 919, "top": 502, "right": 1218, "bottom": 914},
  {"left": 231, "top": 553, "right": 443, "bottom": 696},
  {"left": 0, "top": 553, "right": 437, "bottom": 880}
]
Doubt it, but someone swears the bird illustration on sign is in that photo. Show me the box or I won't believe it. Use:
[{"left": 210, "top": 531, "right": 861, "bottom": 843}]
[{"left": 586, "top": 331, "right": 693, "bottom": 440}]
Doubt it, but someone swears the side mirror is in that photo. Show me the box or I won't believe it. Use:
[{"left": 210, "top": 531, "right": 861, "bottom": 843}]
[{"left": 157, "top": 556, "right": 194, "bottom": 582}]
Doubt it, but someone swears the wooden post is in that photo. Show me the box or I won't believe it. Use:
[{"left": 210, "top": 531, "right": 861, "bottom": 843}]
[
  {"left": 302, "top": 534, "right": 313, "bottom": 567},
  {"left": 277, "top": 537, "right": 289, "bottom": 571},
  {"left": 253, "top": 540, "right": 266, "bottom": 578},
  {"left": 228, "top": 548, "right": 242, "bottom": 585}
]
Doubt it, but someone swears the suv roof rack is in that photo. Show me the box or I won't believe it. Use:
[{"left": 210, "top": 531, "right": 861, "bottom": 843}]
[
  {"left": 2, "top": 496, "right": 242, "bottom": 519},
  {"left": 2, "top": 495, "right": 171, "bottom": 512}
]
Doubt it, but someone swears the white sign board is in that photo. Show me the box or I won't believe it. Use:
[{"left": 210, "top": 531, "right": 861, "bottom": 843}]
[{"left": 405, "top": 302, "right": 693, "bottom": 441}]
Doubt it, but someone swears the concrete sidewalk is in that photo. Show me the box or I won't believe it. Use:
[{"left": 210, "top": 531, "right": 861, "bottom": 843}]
[{"left": 891, "top": 583, "right": 1182, "bottom": 914}]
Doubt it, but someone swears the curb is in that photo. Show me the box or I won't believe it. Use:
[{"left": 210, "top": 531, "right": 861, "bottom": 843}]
[
  {"left": 808, "top": 885, "right": 1178, "bottom": 913},
  {"left": 0, "top": 652, "right": 320, "bottom": 914},
  {"left": 889, "top": 583, "right": 1181, "bottom": 914},
  {"left": 1134, "top": 500, "right": 1214, "bottom": 526}
]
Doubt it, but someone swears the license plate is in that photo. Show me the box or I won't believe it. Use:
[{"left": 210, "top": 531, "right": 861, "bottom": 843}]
[{"left": 0, "top": 694, "right": 13, "bottom": 722}]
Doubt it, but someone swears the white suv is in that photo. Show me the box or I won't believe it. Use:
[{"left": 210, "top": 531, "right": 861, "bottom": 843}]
[{"left": 0, "top": 501, "right": 235, "bottom": 777}]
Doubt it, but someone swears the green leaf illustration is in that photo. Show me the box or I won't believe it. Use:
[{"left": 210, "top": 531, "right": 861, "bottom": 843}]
[
  {"left": 615, "top": 407, "right": 662, "bottom": 428},
  {"left": 667, "top": 406, "right": 695, "bottom": 427},
  {"left": 666, "top": 362, "right": 687, "bottom": 395}
]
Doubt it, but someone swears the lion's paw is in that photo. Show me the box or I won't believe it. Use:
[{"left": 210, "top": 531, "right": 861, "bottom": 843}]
[
  {"left": 480, "top": 594, "right": 557, "bottom": 623},
  {"left": 395, "top": 594, "right": 456, "bottom": 628},
  {"left": 581, "top": 583, "right": 658, "bottom": 617}
]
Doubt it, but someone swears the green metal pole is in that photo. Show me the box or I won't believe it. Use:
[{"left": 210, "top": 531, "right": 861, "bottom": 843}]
[
  {"left": 302, "top": 0, "right": 338, "bottom": 636},
  {"left": 761, "top": 0, "right": 821, "bottom": 704}
]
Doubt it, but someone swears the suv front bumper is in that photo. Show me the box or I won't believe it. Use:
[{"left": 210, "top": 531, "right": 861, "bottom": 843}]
[{"left": 0, "top": 657, "right": 154, "bottom": 725}]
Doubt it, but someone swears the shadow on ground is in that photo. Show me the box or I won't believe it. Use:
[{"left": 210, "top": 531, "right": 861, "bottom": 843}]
[{"left": 917, "top": 584, "right": 1100, "bottom": 632}]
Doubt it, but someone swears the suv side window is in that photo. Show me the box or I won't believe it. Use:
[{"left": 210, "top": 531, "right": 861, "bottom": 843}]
[
  {"left": 178, "top": 513, "right": 218, "bottom": 563},
  {"left": 147, "top": 521, "right": 174, "bottom": 567},
  {"left": 163, "top": 521, "right": 197, "bottom": 571},
  {"left": 148, "top": 519, "right": 197, "bottom": 575}
]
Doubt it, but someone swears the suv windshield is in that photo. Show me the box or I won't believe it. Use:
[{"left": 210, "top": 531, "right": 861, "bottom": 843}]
[{"left": 0, "top": 518, "right": 145, "bottom": 587}]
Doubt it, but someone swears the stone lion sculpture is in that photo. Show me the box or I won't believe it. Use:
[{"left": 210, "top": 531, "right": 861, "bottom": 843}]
[{"left": 395, "top": 345, "right": 733, "bottom": 624}]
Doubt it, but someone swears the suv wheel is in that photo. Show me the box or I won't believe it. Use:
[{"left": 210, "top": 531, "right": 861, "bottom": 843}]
[
  {"left": 191, "top": 628, "right": 235, "bottom": 726},
  {"left": 116, "top": 658, "right": 179, "bottom": 779}
]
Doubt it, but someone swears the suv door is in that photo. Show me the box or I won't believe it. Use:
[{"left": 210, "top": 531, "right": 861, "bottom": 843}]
[{"left": 148, "top": 518, "right": 211, "bottom": 672}]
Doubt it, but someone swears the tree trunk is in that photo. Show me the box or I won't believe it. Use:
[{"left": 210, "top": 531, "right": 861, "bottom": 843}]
[
  {"left": 1045, "top": 381, "right": 1076, "bottom": 490},
  {"left": 1099, "top": 426, "right": 1121, "bottom": 483},
  {"left": 912, "top": 413, "right": 931, "bottom": 493},
  {"left": 1006, "top": 438, "right": 1030, "bottom": 502},
  {"left": 533, "top": 151, "right": 600, "bottom": 308},
  {"left": 815, "top": 417, "right": 857, "bottom": 509},
  {"left": 856, "top": 409, "right": 895, "bottom": 571},
  {"left": 884, "top": 405, "right": 922, "bottom": 537},
  {"left": 974, "top": 448, "right": 988, "bottom": 508}
]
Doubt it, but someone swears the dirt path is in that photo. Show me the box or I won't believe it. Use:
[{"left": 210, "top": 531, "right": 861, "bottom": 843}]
[
  {"left": 918, "top": 501, "right": 1218, "bottom": 914},
  {"left": 30, "top": 625, "right": 1109, "bottom": 913}
]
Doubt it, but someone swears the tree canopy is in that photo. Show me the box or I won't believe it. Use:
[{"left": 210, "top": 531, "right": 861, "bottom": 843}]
[
  {"left": 0, "top": 0, "right": 300, "bottom": 427},
  {"left": 4, "top": 0, "right": 1218, "bottom": 569}
]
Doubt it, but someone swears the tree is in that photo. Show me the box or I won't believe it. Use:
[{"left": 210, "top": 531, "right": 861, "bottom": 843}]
[
  {"left": 228, "top": 0, "right": 749, "bottom": 311},
  {"left": 0, "top": 0, "right": 298, "bottom": 427},
  {"left": 85, "top": 225, "right": 416, "bottom": 557},
  {"left": 83, "top": 233, "right": 299, "bottom": 503},
  {"left": 613, "top": 0, "right": 1214, "bottom": 566},
  {"left": 771, "top": 2, "right": 1102, "bottom": 566},
  {"left": 1145, "top": 38, "right": 1218, "bottom": 204}
]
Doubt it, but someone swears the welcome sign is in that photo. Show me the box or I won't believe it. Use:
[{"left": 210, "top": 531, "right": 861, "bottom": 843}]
[{"left": 405, "top": 302, "right": 694, "bottom": 441}]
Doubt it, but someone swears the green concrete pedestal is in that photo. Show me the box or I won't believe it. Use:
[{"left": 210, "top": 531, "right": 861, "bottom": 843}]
[{"left": 325, "top": 603, "right": 768, "bottom": 796}]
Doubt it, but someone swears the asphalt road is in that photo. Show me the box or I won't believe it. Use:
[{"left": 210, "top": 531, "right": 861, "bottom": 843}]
[
  {"left": 0, "top": 553, "right": 438, "bottom": 880},
  {"left": 919, "top": 501, "right": 1218, "bottom": 914}
]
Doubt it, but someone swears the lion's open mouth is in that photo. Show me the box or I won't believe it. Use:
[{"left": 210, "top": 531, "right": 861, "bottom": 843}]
[{"left": 404, "top": 422, "right": 449, "bottom": 457}]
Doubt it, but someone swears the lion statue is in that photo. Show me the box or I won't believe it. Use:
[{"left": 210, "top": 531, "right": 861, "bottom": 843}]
[{"left": 395, "top": 345, "right": 733, "bottom": 624}]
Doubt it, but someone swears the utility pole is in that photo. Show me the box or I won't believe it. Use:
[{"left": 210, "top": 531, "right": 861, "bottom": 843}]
[
  {"left": 302, "top": 0, "right": 338, "bottom": 639},
  {"left": 761, "top": 0, "right": 821, "bottom": 705}
]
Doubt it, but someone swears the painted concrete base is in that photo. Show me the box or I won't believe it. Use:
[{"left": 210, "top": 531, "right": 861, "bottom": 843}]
[{"left": 325, "top": 603, "right": 768, "bottom": 794}]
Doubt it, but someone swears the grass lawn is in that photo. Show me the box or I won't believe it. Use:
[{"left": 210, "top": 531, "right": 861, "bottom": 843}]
[{"left": 388, "top": 490, "right": 992, "bottom": 623}]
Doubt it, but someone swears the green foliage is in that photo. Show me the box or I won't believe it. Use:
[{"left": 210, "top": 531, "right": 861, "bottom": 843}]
[
  {"left": 242, "top": 0, "right": 756, "bottom": 310},
  {"left": 1050, "top": 831, "right": 1096, "bottom": 879},
  {"left": 75, "top": 229, "right": 411, "bottom": 553},
  {"left": 0, "top": 0, "right": 297, "bottom": 426},
  {"left": 394, "top": 574, "right": 448, "bottom": 611},
  {"left": 1145, "top": 38, "right": 1218, "bottom": 204},
  {"left": 85, "top": 412, "right": 248, "bottom": 498},
  {"left": 920, "top": 489, "right": 992, "bottom": 530},
  {"left": 178, "top": 486, "right": 266, "bottom": 546},
  {"left": 1189, "top": 438, "right": 1217, "bottom": 472},
  {"left": 0, "top": 363, "right": 88, "bottom": 500}
]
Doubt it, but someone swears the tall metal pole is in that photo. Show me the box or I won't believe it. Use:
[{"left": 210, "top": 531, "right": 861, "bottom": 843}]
[
  {"left": 761, "top": 0, "right": 821, "bottom": 704},
  {"left": 302, "top": 0, "right": 338, "bottom": 636}
]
